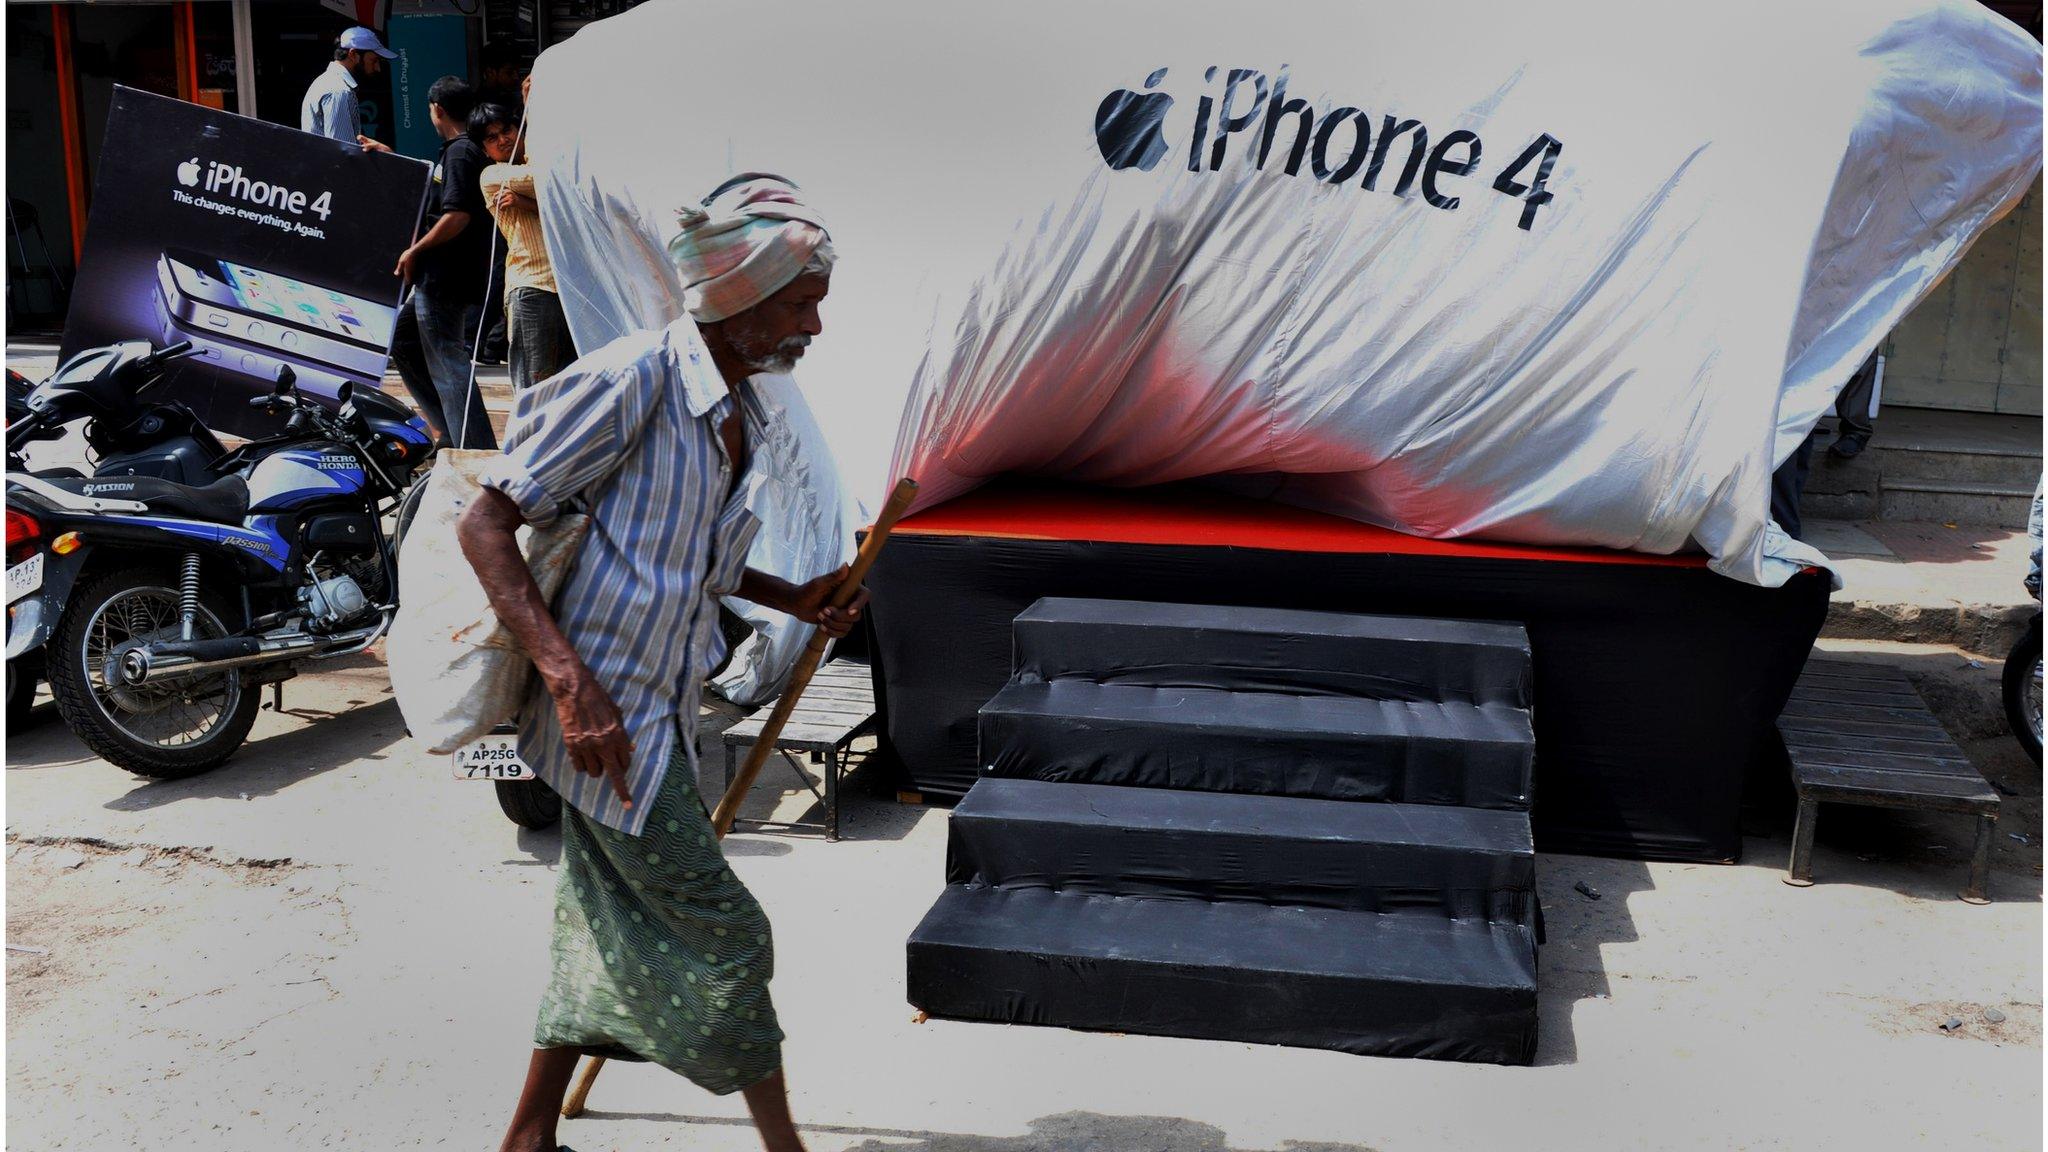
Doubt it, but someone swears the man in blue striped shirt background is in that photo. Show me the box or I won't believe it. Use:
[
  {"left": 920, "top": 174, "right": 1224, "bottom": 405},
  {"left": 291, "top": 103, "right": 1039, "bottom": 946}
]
[
  {"left": 459, "top": 174, "right": 859, "bottom": 1152},
  {"left": 298, "top": 27, "right": 393, "bottom": 145}
]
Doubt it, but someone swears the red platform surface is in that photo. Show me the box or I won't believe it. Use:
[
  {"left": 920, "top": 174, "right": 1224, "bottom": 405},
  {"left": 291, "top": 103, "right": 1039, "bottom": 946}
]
[{"left": 895, "top": 481, "right": 1706, "bottom": 570}]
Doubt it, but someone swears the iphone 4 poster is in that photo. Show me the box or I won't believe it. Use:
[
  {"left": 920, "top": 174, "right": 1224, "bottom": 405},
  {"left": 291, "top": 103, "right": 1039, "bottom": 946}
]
[{"left": 60, "top": 87, "right": 430, "bottom": 437}]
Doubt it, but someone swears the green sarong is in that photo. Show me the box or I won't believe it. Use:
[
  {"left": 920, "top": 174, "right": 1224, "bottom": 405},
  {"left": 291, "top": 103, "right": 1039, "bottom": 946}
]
[{"left": 535, "top": 750, "right": 784, "bottom": 1095}]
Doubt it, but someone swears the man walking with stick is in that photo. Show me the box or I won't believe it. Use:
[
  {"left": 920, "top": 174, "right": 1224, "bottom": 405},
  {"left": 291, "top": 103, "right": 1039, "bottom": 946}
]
[{"left": 458, "top": 174, "right": 863, "bottom": 1152}]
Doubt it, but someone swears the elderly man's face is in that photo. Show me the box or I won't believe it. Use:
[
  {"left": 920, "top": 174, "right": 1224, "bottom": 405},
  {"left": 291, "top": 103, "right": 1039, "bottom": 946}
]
[{"left": 720, "top": 272, "right": 829, "bottom": 375}]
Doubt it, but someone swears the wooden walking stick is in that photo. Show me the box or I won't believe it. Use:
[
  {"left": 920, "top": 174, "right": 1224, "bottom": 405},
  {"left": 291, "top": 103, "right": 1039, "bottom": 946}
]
[
  {"left": 711, "top": 476, "right": 919, "bottom": 835},
  {"left": 563, "top": 477, "right": 919, "bottom": 1120}
]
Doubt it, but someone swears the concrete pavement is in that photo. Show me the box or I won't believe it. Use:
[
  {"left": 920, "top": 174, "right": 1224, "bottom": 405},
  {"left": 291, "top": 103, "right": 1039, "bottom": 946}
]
[{"left": 4, "top": 634, "right": 2042, "bottom": 1152}]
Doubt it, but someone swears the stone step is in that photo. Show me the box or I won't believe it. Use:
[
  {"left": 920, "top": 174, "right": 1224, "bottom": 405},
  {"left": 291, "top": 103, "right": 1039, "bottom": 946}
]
[
  {"left": 978, "top": 680, "right": 1534, "bottom": 810},
  {"left": 946, "top": 777, "right": 1536, "bottom": 922},
  {"left": 1879, "top": 445, "right": 2041, "bottom": 489},
  {"left": 1879, "top": 479, "right": 2034, "bottom": 529},
  {"left": 906, "top": 884, "right": 1539, "bottom": 1063}
]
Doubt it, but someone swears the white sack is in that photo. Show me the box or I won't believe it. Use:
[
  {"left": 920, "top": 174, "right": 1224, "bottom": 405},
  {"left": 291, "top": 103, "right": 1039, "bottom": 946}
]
[
  {"left": 386, "top": 451, "right": 589, "bottom": 753},
  {"left": 531, "top": 0, "right": 2040, "bottom": 592}
]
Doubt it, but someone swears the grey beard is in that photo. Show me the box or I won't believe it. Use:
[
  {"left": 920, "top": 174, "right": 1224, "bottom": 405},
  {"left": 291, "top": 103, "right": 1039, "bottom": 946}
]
[{"left": 740, "top": 336, "right": 810, "bottom": 376}]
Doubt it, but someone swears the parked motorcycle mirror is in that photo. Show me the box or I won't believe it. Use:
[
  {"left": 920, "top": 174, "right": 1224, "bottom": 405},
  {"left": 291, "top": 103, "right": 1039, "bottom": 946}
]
[
  {"left": 146, "top": 341, "right": 195, "bottom": 367},
  {"left": 133, "top": 340, "right": 195, "bottom": 392},
  {"left": 251, "top": 367, "right": 301, "bottom": 413}
]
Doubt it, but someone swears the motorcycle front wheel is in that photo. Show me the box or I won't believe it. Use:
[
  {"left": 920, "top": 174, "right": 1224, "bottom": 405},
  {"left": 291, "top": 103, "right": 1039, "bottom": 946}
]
[
  {"left": 2004, "top": 614, "right": 2042, "bottom": 766},
  {"left": 392, "top": 479, "right": 430, "bottom": 555},
  {"left": 47, "top": 567, "right": 262, "bottom": 779}
]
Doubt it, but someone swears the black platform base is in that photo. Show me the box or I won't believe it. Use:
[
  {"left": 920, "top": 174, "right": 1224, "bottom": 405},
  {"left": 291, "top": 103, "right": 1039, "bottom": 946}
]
[{"left": 869, "top": 481, "right": 1829, "bottom": 862}]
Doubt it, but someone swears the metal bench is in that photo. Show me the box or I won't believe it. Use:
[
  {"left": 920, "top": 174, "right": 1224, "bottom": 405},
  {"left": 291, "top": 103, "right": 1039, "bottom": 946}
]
[
  {"left": 717, "top": 660, "right": 876, "bottom": 841},
  {"left": 1779, "top": 656, "right": 2000, "bottom": 903}
]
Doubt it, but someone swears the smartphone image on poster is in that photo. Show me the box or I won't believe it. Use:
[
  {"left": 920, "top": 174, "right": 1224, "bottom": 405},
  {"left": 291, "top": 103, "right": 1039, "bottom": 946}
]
[{"left": 154, "top": 249, "right": 397, "bottom": 379}]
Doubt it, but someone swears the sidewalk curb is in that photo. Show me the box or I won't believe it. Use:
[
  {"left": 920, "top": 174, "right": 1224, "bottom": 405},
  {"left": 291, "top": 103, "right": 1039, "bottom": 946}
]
[{"left": 1822, "top": 599, "right": 2033, "bottom": 656}]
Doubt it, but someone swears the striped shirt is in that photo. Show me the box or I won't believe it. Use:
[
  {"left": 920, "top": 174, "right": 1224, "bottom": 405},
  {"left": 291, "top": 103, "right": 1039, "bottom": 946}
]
[
  {"left": 480, "top": 162, "right": 557, "bottom": 295},
  {"left": 480, "top": 318, "right": 763, "bottom": 835}
]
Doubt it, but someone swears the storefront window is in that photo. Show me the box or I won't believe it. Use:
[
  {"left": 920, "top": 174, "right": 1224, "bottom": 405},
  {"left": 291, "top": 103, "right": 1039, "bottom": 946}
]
[
  {"left": 6, "top": 6, "right": 76, "bottom": 332},
  {"left": 71, "top": 4, "right": 180, "bottom": 196}
]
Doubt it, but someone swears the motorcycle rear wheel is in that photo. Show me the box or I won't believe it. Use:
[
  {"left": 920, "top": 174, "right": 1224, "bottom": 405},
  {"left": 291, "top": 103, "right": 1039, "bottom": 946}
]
[
  {"left": 496, "top": 777, "right": 562, "bottom": 829},
  {"left": 47, "top": 567, "right": 262, "bottom": 779},
  {"left": 2003, "top": 614, "right": 2042, "bottom": 766}
]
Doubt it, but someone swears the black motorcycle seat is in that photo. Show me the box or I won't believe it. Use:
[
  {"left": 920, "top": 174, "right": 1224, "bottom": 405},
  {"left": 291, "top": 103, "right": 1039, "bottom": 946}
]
[{"left": 46, "top": 474, "right": 250, "bottom": 523}]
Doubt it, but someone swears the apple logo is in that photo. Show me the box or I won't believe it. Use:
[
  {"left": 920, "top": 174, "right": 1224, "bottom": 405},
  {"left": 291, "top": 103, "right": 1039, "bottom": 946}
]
[
  {"left": 176, "top": 157, "right": 201, "bottom": 187},
  {"left": 1095, "top": 67, "right": 1173, "bottom": 172}
]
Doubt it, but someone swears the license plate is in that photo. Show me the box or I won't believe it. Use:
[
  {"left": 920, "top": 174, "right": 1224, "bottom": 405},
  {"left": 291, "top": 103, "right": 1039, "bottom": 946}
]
[
  {"left": 451, "top": 733, "right": 534, "bottom": 780},
  {"left": 5, "top": 553, "right": 43, "bottom": 606}
]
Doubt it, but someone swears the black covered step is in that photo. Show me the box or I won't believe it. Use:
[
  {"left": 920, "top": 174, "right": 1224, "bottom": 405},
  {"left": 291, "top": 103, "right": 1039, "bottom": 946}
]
[
  {"left": 948, "top": 778, "right": 1534, "bottom": 923},
  {"left": 1012, "top": 598, "right": 1532, "bottom": 706},
  {"left": 979, "top": 680, "right": 1534, "bottom": 810},
  {"left": 907, "top": 884, "right": 1539, "bottom": 1064}
]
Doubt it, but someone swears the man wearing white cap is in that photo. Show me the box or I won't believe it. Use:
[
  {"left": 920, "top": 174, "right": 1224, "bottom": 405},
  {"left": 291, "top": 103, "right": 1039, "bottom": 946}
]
[
  {"left": 460, "top": 173, "right": 855, "bottom": 1152},
  {"left": 300, "top": 27, "right": 395, "bottom": 144}
]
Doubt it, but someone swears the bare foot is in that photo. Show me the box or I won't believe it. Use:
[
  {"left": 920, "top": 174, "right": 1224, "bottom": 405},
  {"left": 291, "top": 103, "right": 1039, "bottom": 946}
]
[{"left": 496, "top": 1130, "right": 555, "bottom": 1152}]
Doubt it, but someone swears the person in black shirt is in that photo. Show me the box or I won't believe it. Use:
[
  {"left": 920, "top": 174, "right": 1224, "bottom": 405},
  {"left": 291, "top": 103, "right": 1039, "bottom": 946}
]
[{"left": 364, "top": 76, "right": 497, "bottom": 449}]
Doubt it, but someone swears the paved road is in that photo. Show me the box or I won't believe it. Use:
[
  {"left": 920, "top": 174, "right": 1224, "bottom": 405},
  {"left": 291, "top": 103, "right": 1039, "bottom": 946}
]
[{"left": 5, "top": 638, "right": 2043, "bottom": 1152}]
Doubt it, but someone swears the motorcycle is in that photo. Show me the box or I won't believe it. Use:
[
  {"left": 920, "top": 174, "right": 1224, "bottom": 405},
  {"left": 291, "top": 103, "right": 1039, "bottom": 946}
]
[
  {"left": 7, "top": 340, "right": 238, "bottom": 723},
  {"left": 6, "top": 343, "right": 434, "bottom": 778},
  {"left": 2005, "top": 613, "right": 2040, "bottom": 765},
  {"left": 2005, "top": 484, "right": 2043, "bottom": 767},
  {"left": 2005, "top": 600, "right": 2041, "bottom": 767}
]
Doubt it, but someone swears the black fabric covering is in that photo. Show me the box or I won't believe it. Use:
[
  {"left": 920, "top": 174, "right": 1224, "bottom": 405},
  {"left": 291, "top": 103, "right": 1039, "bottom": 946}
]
[
  {"left": 867, "top": 524, "right": 1830, "bottom": 862},
  {"left": 948, "top": 778, "right": 1535, "bottom": 922},
  {"left": 907, "top": 885, "right": 1539, "bottom": 1064},
  {"left": 980, "top": 680, "right": 1535, "bottom": 809},
  {"left": 1013, "top": 598, "right": 1533, "bottom": 705}
]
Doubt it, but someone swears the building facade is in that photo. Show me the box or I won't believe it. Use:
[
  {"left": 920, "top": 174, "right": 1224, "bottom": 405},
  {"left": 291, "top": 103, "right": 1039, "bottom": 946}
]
[{"left": 5, "top": 0, "right": 648, "bottom": 335}]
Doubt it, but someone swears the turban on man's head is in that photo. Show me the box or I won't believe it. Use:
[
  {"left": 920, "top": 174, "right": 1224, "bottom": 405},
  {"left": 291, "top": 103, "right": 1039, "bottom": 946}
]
[{"left": 667, "top": 173, "right": 834, "bottom": 323}]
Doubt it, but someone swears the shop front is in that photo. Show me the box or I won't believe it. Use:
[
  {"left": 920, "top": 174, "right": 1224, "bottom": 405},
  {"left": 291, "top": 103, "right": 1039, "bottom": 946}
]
[{"left": 3, "top": 0, "right": 628, "bottom": 336}]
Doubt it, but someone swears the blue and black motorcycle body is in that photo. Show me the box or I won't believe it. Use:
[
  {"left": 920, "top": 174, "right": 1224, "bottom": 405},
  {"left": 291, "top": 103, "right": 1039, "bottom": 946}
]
[
  {"left": 5, "top": 341, "right": 432, "bottom": 777},
  {"left": 7, "top": 340, "right": 232, "bottom": 723}
]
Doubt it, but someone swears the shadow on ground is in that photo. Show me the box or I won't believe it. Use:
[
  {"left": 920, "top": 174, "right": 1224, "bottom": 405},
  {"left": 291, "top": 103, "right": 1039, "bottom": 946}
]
[
  {"left": 1532, "top": 851, "right": 1651, "bottom": 1066},
  {"left": 94, "top": 698, "right": 411, "bottom": 812},
  {"left": 4, "top": 688, "right": 411, "bottom": 809},
  {"left": 579, "top": 1109, "right": 1381, "bottom": 1151}
]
